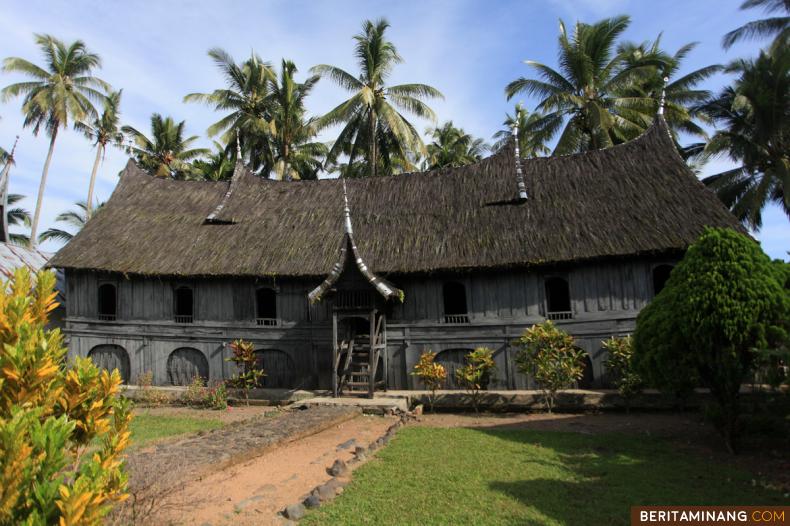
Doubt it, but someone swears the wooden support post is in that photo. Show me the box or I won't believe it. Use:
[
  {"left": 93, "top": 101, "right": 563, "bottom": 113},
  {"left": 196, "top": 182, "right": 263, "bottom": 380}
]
[
  {"left": 368, "top": 309, "right": 375, "bottom": 398},
  {"left": 382, "top": 313, "right": 388, "bottom": 392},
  {"left": 332, "top": 312, "right": 338, "bottom": 398}
]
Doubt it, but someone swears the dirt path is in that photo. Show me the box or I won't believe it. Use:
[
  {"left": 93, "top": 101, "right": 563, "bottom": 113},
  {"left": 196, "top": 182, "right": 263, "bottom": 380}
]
[{"left": 155, "top": 413, "right": 397, "bottom": 525}]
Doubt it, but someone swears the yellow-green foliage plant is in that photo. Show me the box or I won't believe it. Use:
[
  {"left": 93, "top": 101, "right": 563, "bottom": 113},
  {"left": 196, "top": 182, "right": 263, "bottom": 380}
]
[
  {"left": 0, "top": 268, "right": 132, "bottom": 525},
  {"left": 411, "top": 350, "right": 446, "bottom": 412},
  {"left": 515, "top": 320, "right": 586, "bottom": 413},
  {"left": 455, "top": 347, "right": 496, "bottom": 414},
  {"left": 603, "top": 335, "right": 642, "bottom": 413}
]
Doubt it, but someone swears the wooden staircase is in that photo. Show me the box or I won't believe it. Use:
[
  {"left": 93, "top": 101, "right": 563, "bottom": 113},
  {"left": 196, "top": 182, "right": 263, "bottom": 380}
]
[{"left": 333, "top": 311, "right": 387, "bottom": 398}]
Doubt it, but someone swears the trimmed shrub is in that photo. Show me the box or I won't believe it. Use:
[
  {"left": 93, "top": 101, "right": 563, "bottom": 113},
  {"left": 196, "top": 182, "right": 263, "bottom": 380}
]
[
  {"left": 515, "top": 320, "right": 586, "bottom": 413},
  {"left": 411, "top": 350, "right": 447, "bottom": 412},
  {"left": 633, "top": 228, "right": 789, "bottom": 453},
  {"left": 0, "top": 268, "right": 131, "bottom": 524}
]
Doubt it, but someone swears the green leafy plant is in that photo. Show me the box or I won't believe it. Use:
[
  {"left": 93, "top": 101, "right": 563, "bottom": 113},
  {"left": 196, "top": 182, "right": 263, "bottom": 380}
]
[
  {"left": 411, "top": 350, "right": 447, "bottom": 412},
  {"left": 633, "top": 228, "right": 790, "bottom": 453},
  {"left": 205, "top": 381, "right": 228, "bottom": 410},
  {"left": 603, "top": 335, "right": 643, "bottom": 413},
  {"left": 226, "top": 339, "right": 265, "bottom": 405},
  {"left": 515, "top": 321, "right": 586, "bottom": 413},
  {"left": 455, "top": 347, "right": 496, "bottom": 414},
  {"left": 0, "top": 268, "right": 132, "bottom": 525},
  {"left": 181, "top": 375, "right": 208, "bottom": 407}
]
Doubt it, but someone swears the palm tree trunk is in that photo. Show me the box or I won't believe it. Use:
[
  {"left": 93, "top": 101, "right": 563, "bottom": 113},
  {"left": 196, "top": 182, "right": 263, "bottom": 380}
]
[
  {"left": 86, "top": 143, "right": 103, "bottom": 220},
  {"left": 368, "top": 111, "right": 377, "bottom": 178},
  {"left": 30, "top": 128, "right": 59, "bottom": 246}
]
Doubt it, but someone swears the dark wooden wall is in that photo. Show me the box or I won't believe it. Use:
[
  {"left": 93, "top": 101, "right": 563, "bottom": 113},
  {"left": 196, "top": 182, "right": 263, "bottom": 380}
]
[{"left": 64, "top": 256, "right": 677, "bottom": 389}]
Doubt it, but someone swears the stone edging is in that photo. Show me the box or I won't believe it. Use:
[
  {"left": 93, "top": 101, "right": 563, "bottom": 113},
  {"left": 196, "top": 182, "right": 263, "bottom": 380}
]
[{"left": 280, "top": 410, "right": 416, "bottom": 522}]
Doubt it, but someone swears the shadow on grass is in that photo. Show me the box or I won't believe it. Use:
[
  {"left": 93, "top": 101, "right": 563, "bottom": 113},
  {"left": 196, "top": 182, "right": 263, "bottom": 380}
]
[{"left": 478, "top": 427, "right": 786, "bottom": 526}]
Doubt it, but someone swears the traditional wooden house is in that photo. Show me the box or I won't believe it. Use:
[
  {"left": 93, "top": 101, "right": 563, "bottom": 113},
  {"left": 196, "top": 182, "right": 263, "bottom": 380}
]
[{"left": 49, "top": 116, "right": 740, "bottom": 394}]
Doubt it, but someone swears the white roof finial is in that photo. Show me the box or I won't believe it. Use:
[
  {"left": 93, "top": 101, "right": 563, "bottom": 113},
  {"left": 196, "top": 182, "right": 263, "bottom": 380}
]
[
  {"left": 235, "top": 128, "right": 242, "bottom": 159},
  {"left": 342, "top": 178, "right": 353, "bottom": 235},
  {"left": 657, "top": 76, "right": 669, "bottom": 116},
  {"left": 512, "top": 122, "right": 528, "bottom": 201}
]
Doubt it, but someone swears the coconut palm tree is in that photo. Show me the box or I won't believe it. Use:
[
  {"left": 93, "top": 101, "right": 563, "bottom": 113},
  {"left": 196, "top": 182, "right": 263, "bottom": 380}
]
[
  {"left": 38, "top": 200, "right": 104, "bottom": 245},
  {"left": 2, "top": 34, "right": 109, "bottom": 245},
  {"left": 700, "top": 45, "right": 790, "bottom": 230},
  {"left": 190, "top": 141, "right": 235, "bottom": 181},
  {"left": 491, "top": 104, "right": 552, "bottom": 157},
  {"left": 505, "top": 16, "right": 664, "bottom": 155},
  {"left": 312, "top": 18, "right": 443, "bottom": 177},
  {"left": 184, "top": 49, "right": 275, "bottom": 174},
  {"left": 6, "top": 194, "right": 31, "bottom": 246},
  {"left": 424, "top": 121, "right": 488, "bottom": 169},
  {"left": 75, "top": 89, "right": 123, "bottom": 219},
  {"left": 122, "top": 114, "right": 208, "bottom": 179},
  {"left": 723, "top": 0, "right": 789, "bottom": 50},
  {"left": 616, "top": 37, "right": 722, "bottom": 140},
  {"left": 268, "top": 59, "right": 327, "bottom": 180}
]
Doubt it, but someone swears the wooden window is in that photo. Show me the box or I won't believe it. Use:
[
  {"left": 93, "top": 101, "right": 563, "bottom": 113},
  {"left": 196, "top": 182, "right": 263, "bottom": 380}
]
[
  {"left": 442, "top": 281, "right": 469, "bottom": 324},
  {"left": 545, "top": 277, "right": 572, "bottom": 320},
  {"left": 255, "top": 288, "right": 278, "bottom": 326},
  {"left": 652, "top": 264, "right": 674, "bottom": 296},
  {"left": 174, "top": 286, "right": 194, "bottom": 323},
  {"left": 97, "top": 283, "right": 117, "bottom": 321}
]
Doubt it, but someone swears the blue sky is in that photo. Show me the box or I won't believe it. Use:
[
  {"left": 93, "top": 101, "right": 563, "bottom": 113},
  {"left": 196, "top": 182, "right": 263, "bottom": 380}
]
[{"left": 1, "top": 0, "right": 787, "bottom": 259}]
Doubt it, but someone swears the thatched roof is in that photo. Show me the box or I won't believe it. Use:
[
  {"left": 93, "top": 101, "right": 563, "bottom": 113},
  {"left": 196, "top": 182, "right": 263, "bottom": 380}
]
[{"left": 50, "top": 117, "right": 741, "bottom": 278}]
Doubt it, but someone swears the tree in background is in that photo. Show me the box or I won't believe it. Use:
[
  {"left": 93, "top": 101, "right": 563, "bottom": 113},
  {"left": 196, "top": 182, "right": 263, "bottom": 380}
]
[
  {"left": 122, "top": 114, "right": 208, "bottom": 179},
  {"left": 0, "top": 268, "right": 131, "bottom": 524},
  {"left": 505, "top": 16, "right": 719, "bottom": 154},
  {"left": 424, "top": 121, "right": 488, "bottom": 170},
  {"left": 491, "top": 104, "right": 551, "bottom": 157},
  {"left": 616, "top": 36, "right": 721, "bottom": 140},
  {"left": 75, "top": 89, "right": 123, "bottom": 219},
  {"left": 39, "top": 200, "right": 104, "bottom": 245},
  {"left": 411, "top": 350, "right": 447, "bottom": 412},
  {"left": 505, "top": 16, "right": 656, "bottom": 154},
  {"left": 268, "top": 60, "right": 327, "bottom": 180},
  {"left": 184, "top": 49, "right": 276, "bottom": 174},
  {"left": 633, "top": 228, "right": 789, "bottom": 453},
  {"left": 603, "top": 335, "right": 642, "bottom": 413},
  {"left": 313, "top": 18, "right": 443, "bottom": 177},
  {"left": 190, "top": 141, "right": 235, "bottom": 181},
  {"left": 515, "top": 321, "right": 586, "bottom": 413},
  {"left": 723, "top": 0, "right": 789, "bottom": 50},
  {"left": 700, "top": 45, "right": 789, "bottom": 230},
  {"left": 6, "top": 194, "right": 31, "bottom": 246},
  {"left": 2, "top": 34, "right": 109, "bottom": 245}
]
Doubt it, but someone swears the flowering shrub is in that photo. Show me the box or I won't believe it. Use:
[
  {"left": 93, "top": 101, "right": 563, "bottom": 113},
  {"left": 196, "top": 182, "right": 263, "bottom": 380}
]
[
  {"left": 411, "top": 350, "right": 446, "bottom": 412},
  {"left": 0, "top": 268, "right": 131, "bottom": 525},
  {"left": 515, "top": 320, "right": 586, "bottom": 413},
  {"left": 455, "top": 347, "right": 496, "bottom": 413}
]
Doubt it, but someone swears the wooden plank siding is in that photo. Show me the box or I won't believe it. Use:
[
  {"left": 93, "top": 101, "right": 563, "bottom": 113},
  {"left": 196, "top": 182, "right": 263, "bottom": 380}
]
[{"left": 63, "top": 256, "right": 677, "bottom": 389}]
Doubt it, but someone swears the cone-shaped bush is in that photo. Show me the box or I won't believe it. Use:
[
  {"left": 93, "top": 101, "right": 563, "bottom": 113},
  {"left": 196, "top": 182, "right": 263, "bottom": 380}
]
[{"left": 634, "top": 228, "right": 789, "bottom": 453}]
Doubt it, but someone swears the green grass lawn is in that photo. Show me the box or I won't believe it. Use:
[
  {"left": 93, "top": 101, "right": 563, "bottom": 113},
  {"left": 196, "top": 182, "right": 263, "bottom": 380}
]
[
  {"left": 302, "top": 427, "right": 786, "bottom": 526},
  {"left": 129, "top": 414, "right": 224, "bottom": 446}
]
